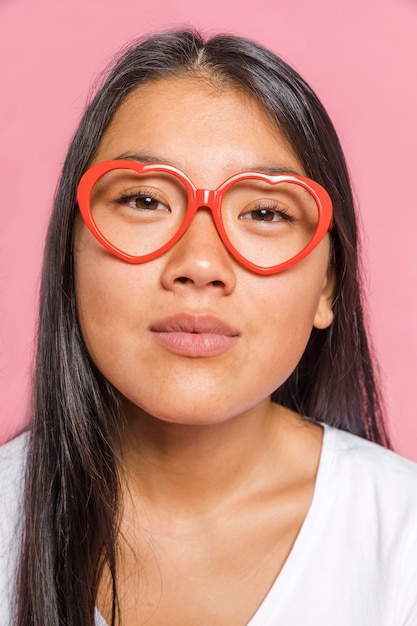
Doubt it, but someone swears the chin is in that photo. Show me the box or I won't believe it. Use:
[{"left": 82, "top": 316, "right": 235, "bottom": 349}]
[{"left": 122, "top": 393, "right": 253, "bottom": 429}]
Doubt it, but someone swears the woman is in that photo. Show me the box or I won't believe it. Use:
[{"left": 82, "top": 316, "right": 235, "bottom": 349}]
[{"left": 1, "top": 29, "right": 416, "bottom": 625}]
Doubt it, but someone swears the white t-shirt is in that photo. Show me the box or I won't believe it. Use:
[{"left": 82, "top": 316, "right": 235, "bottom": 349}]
[{"left": 1, "top": 424, "right": 417, "bottom": 625}]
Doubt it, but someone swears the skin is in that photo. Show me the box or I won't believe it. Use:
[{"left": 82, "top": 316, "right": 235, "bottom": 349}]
[{"left": 75, "top": 76, "right": 335, "bottom": 625}]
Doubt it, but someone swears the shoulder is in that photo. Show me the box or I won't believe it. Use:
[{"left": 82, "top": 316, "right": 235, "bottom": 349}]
[
  {"left": 0, "top": 432, "right": 28, "bottom": 542},
  {"left": 0, "top": 432, "right": 28, "bottom": 503},
  {"left": 322, "top": 423, "right": 417, "bottom": 535},
  {"left": 0, "top": 432, "right": 28, "bottom": 623},
  {"left": 0, "top": 431, "right": 28, "bottom": 467},
  {"left": 324, "top": 424, "right": 417, "bottom": 483},
  {"left": 318, "top": 426, "right": 417, "bottom": 622}
]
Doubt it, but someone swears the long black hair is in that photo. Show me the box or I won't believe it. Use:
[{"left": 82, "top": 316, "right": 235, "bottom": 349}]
[{"left": 15, "top": 29, "right": 390, "bottom": 625}]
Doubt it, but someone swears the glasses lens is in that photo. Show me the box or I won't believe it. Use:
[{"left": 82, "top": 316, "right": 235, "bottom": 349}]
[
  {"left": 221, "top": 178, "right": 320, "bottom": 268},
  {"left": 89, "top": 168, "right": 188, "bottom": 257}
]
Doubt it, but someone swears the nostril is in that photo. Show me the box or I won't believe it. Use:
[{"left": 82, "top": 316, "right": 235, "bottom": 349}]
[{"left": 173, "top": 276, "right": 226, "bottom": 288}]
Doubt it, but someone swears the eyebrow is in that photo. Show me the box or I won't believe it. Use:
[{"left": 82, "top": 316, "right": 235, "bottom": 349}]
[{"left": 113, "top": 152, "right": 303, "bottom": 177}]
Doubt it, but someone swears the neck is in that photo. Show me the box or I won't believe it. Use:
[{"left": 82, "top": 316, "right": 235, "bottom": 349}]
[{"left": 116, "top": 399, "right": 294, "bottom": 514}]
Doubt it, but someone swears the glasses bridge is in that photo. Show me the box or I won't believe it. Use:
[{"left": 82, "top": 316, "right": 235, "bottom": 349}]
[{"left": 195, "top": 188, "right": 216, "bottom": 208}]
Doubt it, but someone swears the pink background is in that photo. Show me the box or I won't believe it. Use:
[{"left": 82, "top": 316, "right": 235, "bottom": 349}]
[{"left": 1, "top": 0, "right": 416, "bottom": 458}]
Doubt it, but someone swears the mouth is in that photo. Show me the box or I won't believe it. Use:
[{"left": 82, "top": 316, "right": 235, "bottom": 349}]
[{"left": 150, "top": 313, "right": 239, "bottom": 357}]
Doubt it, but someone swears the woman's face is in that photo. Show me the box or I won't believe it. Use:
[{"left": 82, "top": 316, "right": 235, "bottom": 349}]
[{"left": 75, "top": 77, "right": 334, "bottom": 426}]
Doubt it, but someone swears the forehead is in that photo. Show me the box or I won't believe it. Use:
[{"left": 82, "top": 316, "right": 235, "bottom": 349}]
[{"left": 93, "top": 76, "right": 304, "bottom": 185}]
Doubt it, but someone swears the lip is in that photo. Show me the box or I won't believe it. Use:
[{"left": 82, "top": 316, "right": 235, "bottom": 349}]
[{"left": 150, "top": 313, "right": 239, "bottom": 357}]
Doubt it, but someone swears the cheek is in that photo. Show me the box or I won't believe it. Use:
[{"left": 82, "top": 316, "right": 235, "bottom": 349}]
[
  {"left": 74, "top": 225, "right": 152, "bottom": 370},
  {"left": 244, "top": 257, "right": 329, "bottom": 378}
]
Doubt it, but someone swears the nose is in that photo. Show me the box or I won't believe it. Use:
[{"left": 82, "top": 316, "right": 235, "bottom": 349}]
[{"left": 160, "top": 208, "right": 236, "bottom": 295}]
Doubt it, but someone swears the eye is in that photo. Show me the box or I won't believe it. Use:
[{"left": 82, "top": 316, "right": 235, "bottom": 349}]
[
  {"left": 117, "top": 189, "right": 170, "bottom": 212},
  {"left": 239, "top": 204, "right": 294, "bottom": 223}
]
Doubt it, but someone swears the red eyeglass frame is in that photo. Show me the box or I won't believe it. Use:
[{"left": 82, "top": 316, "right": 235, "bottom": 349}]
[{"left": 77, "top": 159, "right": 333, "bottom": 275}]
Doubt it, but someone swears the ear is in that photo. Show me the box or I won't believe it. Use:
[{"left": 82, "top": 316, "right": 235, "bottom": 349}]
[{"left": 313, "top": 267, "right": 336, "bottom": 330}]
